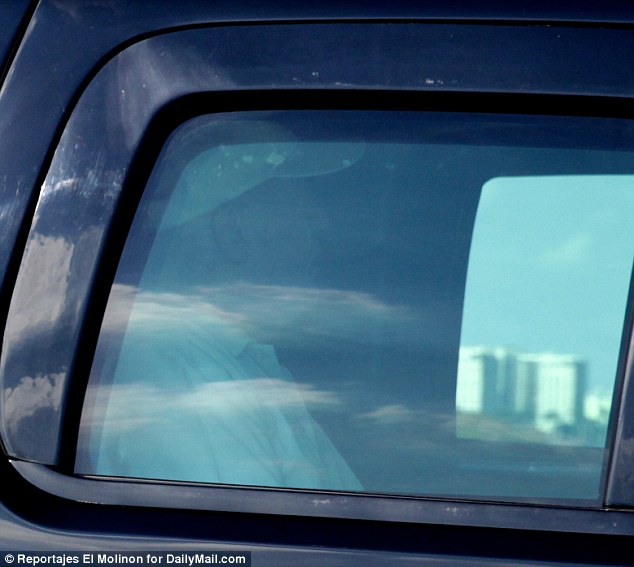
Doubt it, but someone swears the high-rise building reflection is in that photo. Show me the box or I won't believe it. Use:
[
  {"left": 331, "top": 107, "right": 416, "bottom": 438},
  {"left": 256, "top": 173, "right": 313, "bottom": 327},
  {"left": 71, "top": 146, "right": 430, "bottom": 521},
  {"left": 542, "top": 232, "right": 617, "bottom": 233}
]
[{"left": 457, "top": 347, "right": 610, "bottom": 446}]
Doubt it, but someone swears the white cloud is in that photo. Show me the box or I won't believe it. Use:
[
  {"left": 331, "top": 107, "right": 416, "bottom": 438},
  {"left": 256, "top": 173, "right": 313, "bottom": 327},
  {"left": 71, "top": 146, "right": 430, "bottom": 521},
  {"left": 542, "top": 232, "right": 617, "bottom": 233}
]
[
  {"left": 358, "top": 403, "right": 418, "bottom": 425},
  {"left": 84, "top": 378, "right": 342, "bottom": 434},
  {"left": 539, "top": 233, "right": 594, "bottom": 267},
  {"left": 101, "top": 281, "right": 415, "bottom": 345},
  {"left": 3, "top": 373, "right": 65, "bottom": 434},
  {"left": 4, "top": 236, "right": 72, "bottom": 345}
]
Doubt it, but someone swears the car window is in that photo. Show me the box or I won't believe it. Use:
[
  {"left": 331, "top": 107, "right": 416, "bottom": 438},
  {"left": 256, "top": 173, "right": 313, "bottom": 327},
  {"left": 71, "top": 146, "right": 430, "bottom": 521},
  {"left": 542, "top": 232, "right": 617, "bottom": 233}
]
[
  {"left": 458, "top": 175, "right": 632, "bottom": 448},
  {"left": 76, "top": 110, "right": 634, "bottom": 503}
]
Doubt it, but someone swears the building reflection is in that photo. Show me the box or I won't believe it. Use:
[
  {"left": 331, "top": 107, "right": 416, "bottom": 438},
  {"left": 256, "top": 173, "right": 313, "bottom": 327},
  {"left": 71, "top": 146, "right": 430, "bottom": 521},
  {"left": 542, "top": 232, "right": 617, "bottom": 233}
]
[{"left": 457, "top": 347, "right": 611, "bottom": 446}]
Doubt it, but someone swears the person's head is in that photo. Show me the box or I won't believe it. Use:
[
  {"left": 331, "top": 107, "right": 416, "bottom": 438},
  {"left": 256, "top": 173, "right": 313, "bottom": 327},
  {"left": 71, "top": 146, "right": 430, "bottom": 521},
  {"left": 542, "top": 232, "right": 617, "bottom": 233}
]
[{"left": 208, "top": 179, "right": 324, "bottom": 285}]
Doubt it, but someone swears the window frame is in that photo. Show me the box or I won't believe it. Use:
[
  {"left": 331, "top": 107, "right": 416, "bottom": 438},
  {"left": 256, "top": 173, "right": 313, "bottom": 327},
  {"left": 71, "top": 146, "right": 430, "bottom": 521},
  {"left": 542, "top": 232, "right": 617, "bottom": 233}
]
[
  {"left": 2, "top": 22, "right": 634, "bottom": 531},
  {"left": 79, "top": 109, "right": 633, "bottom": 503}
]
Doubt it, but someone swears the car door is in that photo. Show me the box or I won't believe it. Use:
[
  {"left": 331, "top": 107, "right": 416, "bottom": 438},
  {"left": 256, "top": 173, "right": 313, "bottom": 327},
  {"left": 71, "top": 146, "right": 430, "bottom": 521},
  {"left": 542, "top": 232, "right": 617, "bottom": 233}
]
[{"left": 2, "top": 3, "right": 634, "bottom": 565}]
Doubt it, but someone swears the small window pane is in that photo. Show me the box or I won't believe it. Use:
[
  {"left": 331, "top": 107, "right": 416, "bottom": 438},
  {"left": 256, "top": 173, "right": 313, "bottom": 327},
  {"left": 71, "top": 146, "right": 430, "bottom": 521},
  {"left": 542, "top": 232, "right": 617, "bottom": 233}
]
[
  {"left": 77, "top": 111, "right": 634, "bottom": 502},
  {"left": 458, "top": 176, "right": 633, "bottom": 448}
]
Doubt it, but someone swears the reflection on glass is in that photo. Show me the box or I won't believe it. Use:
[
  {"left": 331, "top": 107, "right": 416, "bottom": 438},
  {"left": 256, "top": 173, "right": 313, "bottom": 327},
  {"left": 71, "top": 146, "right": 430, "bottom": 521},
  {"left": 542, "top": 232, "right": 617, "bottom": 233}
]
[
  {"left": 77, "top": 111, "right": 634, "bottom": 503},
  {"left": 458, "top": 176, "right": 634, "bottom": 448},
  {"left": 457, "top": 346, "right": 604, "bottom": 445}
]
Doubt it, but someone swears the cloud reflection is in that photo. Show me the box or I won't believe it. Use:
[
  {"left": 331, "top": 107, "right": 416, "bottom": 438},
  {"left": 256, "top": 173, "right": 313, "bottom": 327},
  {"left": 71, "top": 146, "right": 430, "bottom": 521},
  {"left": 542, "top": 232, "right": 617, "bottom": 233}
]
[
  {"left": 3, "top": 373, "right": 64, "bottom": 435},
  {"left": 538, "top": 232, "right": 594, "bottom": 267},
  {"left": 86, "top": 378, "right": 341, "bottom": 434},
  {"left": 4, "top": 236, "right": 72, "bottom": 344},
  {"left": 358, "top": 403, "right": 419, "bottom": 425},
  {"left": 101, "top": 281, "right": 415, "bottom": 346}
]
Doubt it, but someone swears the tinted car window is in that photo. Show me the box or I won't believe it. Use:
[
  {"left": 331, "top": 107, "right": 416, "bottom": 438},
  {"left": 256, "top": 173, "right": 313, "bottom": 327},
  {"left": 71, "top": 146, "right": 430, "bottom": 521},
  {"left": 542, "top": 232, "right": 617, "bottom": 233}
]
[{"left": 76, "top": 110, "right": 634, "bottom": 502}]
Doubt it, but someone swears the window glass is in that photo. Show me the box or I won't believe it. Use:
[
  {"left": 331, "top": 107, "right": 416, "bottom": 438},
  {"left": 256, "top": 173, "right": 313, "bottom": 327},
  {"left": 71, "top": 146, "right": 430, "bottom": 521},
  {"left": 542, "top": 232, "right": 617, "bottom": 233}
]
[
  {"left": 77, "top": 110, "right": 634, "bottom": 502},
  {"left": 458, "top": 176, "right": 633, "bottom": 448}
]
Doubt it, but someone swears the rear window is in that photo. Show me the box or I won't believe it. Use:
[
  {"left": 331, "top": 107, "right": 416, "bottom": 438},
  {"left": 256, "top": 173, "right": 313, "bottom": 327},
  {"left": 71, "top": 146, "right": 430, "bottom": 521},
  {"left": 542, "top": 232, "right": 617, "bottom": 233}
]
[{"left": 76, "top": 110, "right": 634, "bottom": 503}]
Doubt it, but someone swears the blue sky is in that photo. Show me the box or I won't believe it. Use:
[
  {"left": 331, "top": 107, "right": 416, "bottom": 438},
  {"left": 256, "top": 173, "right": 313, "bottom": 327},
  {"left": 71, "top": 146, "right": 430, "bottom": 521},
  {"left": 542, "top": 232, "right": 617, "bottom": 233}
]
[{"left": 460, "top": 175, "right": 634, "bottom": 393}]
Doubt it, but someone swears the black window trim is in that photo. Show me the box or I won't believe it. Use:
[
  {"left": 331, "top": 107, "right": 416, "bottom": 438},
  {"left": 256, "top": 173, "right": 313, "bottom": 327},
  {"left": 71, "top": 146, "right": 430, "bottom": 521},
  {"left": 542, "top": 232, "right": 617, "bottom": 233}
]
[
  {"left": 75, "top": 102, "right": 634, "bottom": 507},
  {"left": 12, "top": 459, "right": 634, "bottom": 535}
]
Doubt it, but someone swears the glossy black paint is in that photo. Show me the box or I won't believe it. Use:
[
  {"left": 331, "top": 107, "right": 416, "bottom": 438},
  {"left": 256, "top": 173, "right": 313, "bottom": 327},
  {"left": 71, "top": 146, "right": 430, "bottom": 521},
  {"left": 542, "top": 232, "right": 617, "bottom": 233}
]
[
  {"left": 0, "top": 2, "right": 32, "bottom": 79},
  {"left": 1, "top": 1, "right": 634, "bottom": 562}
]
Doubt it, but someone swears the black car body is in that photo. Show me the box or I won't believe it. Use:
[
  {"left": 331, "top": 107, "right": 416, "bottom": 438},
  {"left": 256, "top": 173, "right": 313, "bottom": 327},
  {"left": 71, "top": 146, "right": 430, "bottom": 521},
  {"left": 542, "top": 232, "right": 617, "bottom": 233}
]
[{"left": 2, "top": 2, "right": 634, "bottom": 565}]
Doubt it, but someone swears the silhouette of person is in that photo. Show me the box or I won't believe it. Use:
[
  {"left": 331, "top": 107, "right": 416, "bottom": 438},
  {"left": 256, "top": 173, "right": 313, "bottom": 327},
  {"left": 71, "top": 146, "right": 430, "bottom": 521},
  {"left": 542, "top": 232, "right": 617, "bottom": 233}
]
[{"left": 88, "top": 130, "right": 364, "bottom": 490}]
